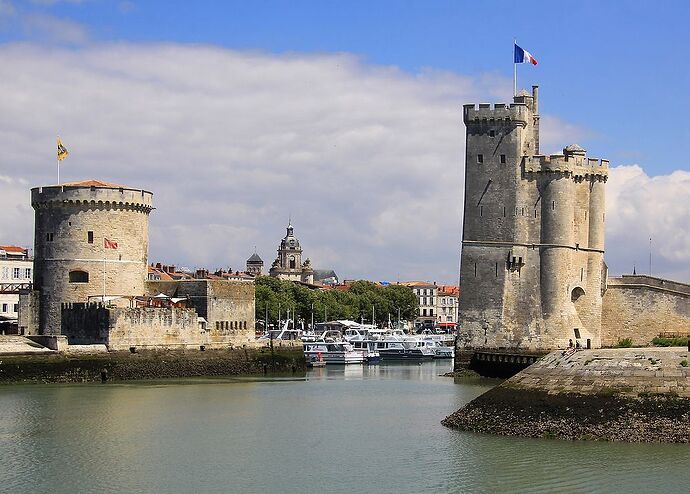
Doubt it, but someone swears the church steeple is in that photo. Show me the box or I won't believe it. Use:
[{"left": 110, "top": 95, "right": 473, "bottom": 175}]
[{"left": 269, "top": 220, "right": 314, "bottom": 284}]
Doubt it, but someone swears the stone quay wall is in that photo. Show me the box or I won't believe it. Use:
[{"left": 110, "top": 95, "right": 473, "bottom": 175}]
[
  {"left": 602, "top": 275, "right": 690, "bottom": 346},
  {"left": 0, "top": 346, "right": 305, "bottom": 384},
  {"left": 443, "top": 348, "right": 690, "bottom": 442}
]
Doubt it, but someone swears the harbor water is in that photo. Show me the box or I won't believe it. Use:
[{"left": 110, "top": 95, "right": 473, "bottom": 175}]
[{"left": 1, "top": 360, "right": 688, "bottom": 493}]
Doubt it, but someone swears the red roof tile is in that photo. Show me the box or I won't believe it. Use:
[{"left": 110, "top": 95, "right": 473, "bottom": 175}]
[{"left": 62, "top": 179, "right": 126, "bottom": 188}]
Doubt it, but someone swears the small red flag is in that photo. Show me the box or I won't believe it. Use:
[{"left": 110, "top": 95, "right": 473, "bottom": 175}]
[{"left": 104, "top": 238, "right": 118, "bottom": 249}]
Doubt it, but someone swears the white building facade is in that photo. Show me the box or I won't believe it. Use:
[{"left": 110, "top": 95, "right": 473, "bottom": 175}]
[{"left": 0, "top": 246, "right": 33, "bottom": 332}]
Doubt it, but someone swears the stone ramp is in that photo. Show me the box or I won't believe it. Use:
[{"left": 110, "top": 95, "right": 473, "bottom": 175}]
[
  {"left": 0, "top": 335, "right": 55, "bottom": 355},
  {"left": 443, "top": 347, "right": 690, "bottom": 442},
  {"left": 512, "top": 347, "right": 690, "bottom": 397}
]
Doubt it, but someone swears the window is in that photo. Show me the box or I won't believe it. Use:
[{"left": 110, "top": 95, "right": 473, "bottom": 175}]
[
  {"left": 503, "top": 206, "right": 506, "bottom": 217},
  {"left": 422, "top": 309, "right": 427, "bottom": 316},
  {"left": 13, "top": 304, "right": 18, "bottom": 313},
  {"left": 495, "top": 263, "right": 498, "bottom": 277},
  {"left": 429, "top": 309, "right": 434, "bottom": 316},
  {"left": 1, "top": 304, "right": 7, "bottom": 313},
  {"left": 13, "top": 268, "right": 20, "bottom": 279},
  {"left": 25, "top": 268, "right": 31, "bottom": 279},
  {"left": 500, "top": 154, "right": 506, "bottom": 164},
  {"left": 489, "top": 130, "right": 495, "bottom": 137},
  {"left": 289, "top": 256, "right": 296, "bottom": 269},
  {"left": 477, "top": 154, "right": 483, "bottom": 163},
  {"left": 68, "top": 270, "right": 89, "bottom": 283},
  {"left": 88, "top": 231, "right": 94, "bottom": 244},
  {"left": 474, "top": 263, "right": 477, "bottom": 277},
  {"left": 573, "top": 328, "right": 581, "bottom": 339},
  {"left": 480, "top": 205, "right": 483, "bottom": 217},
  {"left": 47, "top": 232, "right": 54, "bottom": 242},
  {"left": 1, "top": 267, "right": 8, "bottom": 279},
  {"left": 552, "top": 201, "right": 555, "bottom": 210}
]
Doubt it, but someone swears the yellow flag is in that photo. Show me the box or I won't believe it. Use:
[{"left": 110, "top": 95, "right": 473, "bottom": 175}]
[{"left": 57, "top": 137, "right": 69, "bottom": 161}]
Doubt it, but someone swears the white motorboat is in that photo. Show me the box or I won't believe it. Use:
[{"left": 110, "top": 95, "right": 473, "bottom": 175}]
[
  {"left": 303, "top": 340, "right": 365, "bottom": 365},
  {"left": 418, "top": 338, "right": 454, "bottom": 359}
]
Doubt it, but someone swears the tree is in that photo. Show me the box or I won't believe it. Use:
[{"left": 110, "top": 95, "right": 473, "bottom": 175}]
[{"left": 254, "top": 277, "right": 418, "bottom": 329}]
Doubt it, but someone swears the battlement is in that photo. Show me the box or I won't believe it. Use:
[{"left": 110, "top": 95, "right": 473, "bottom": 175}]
[
  {"left": 463, "top": 102, "right": 530, "bottom": 127},
  {"left": 523, "top": 148, "right": 608, "bottom": 179},
  {"left": 31, "top": 181, "right": 154, "bottom": 213}
]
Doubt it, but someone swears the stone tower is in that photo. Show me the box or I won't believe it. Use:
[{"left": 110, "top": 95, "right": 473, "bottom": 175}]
[
  {"left": 269, "top": 222, "right": 314, "bottom": 284},
  {"left": 457, "top": 87, "right": 608, "bottom": 351},
  {"left": 31, "top": 180, "right": 153, "bottom": 334},
  {"left": 246, "top": 252, "right": 264, "bottom": 275}
]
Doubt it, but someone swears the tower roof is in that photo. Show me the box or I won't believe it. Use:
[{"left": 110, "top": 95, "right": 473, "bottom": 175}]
[
  {"left": 247, "top": 253, "right": 263, "bottom": 263},
  {"left": 61, "top": 179, "right": 127, "bottom": 188},
  {"left": 564, "top": 144, "right": 586, "bottom": 156}
]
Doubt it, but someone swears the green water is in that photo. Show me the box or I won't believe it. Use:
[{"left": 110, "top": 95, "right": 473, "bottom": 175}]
[{"left": 0, "top": 361, "right": 688, "bottom": 493}]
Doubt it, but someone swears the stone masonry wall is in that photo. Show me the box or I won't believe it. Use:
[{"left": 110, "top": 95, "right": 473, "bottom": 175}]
[
  {"left": 108, "top": 307, "right": 201, "bottom": 350},
  {"left": 146, "top": 279, "right": 255, "bottom": 346},
  {"left": 510, "top": 348, "right": 690, "bottom": 397},
  {"left": 602, "top": 275, "right": 690, "bottom": 346}
]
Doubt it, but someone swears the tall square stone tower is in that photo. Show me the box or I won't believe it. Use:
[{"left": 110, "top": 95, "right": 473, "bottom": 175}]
[{"left": 457, "top": 87, "right": 608, "bottom": 351}]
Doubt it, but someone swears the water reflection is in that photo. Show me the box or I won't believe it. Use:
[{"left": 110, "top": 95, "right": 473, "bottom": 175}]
[{"left": 1, "top": 362, "right": 688, "bottom": 494}]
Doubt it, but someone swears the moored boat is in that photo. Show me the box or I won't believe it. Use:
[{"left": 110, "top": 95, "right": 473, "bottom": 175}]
[{"left": 303, "top": 340, "right": 365, "bottom": 364}]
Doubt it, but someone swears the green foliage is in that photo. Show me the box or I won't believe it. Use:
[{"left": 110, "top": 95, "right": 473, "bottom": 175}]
[
  {"left": 615, "top": 337, "right": 633, "bottom": 348},
  {"left": 681, "top": 359, "right": 688, "bottom": 367},
  {"left": 652, "top": 336, "right": 689, "bottom": 347},
  {"left": 254, "top": 277, "right": 419, "bottom": 329}
]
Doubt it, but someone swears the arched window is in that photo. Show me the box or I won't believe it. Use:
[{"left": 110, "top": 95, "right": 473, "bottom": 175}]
[
  {"left": 571, "top": 286, "right": 585, "bottom": 303},
  {"left": 69, "top": 270, "right": 89, "bottom": 283},
  {"left": 289, "top": 256, "right": 296, "bottom": 269}
]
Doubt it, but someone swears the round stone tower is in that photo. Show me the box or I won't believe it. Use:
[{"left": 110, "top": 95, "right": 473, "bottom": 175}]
[{"left": 31, "top": 180, "right": 154, "bottom": 334}]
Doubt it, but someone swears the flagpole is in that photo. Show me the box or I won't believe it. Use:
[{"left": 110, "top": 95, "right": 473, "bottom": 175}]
[
  {"left": 513, "top": 38, "right": 517, "bottom": 97},
  {"left": 103, "top": 240, "right": 106, "bottom": 303}
]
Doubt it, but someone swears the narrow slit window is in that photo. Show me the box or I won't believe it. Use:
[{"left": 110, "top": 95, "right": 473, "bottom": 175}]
[
  {"left": 474, "top": 263, "right": 477, "bottom": 277},
  {"left": 495, "top": 263, "right": 498, "bottom": 277},
  {"left": 500, "top": 154, "right": 506, "bottom": 164},
  {"left": 581, "top": 267, "right": 584, "bottom": 281},
  {"left": 480, "top": 205, "right": 483, "bottom": 217},
  {"left": 87, "top": 231, "right": 94, "bottom": 244},
  {"left": 534, "top": 209, "right": 537, "bottom": 218},
  {"left": 552, "top": 201, "right": 555, "bottom": 210},
  {"left": 477, "top": 154, "right": 483, "bottom": 164},
  {"left": 503, "top": 206, "right": 506, "bottom": 217}
]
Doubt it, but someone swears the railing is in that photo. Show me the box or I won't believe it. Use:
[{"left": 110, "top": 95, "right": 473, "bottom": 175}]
[{"left": 0, "top": 283, "right": 32, "bottom": 294}]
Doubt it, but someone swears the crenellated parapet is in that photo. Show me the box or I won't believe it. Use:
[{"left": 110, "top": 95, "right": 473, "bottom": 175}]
[
  {"left": 32, "top": 182, "right": 154, "bottom": 214},
  {"left": 463, "top": 102, "right": 531, "bottom": 128},
  {"left": 523, "top": 146, "right": 608, "bottom": 181}
]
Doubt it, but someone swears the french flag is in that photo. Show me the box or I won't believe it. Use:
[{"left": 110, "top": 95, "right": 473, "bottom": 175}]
[{"left": 514, "top": 43, "right": 538, "bottom": 65}]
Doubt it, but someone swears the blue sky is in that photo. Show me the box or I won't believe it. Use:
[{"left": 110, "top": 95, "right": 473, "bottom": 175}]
[
  {"left": 1, "top": 0, "right": 690, "bottom": 283},
  {"left": 4, "top": 0, "right": 688, "bottom": 173}
]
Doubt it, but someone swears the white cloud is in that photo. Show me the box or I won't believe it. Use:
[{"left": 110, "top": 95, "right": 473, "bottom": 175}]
[
  {"left": 606, "top": 165, "right": 690, "bottom": 281},
  {"left": 21, "top": 12, "right": 89, "bottom": 44},
  {"left": 3, "top": 43, "right": 686, "bottom": 284}
]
